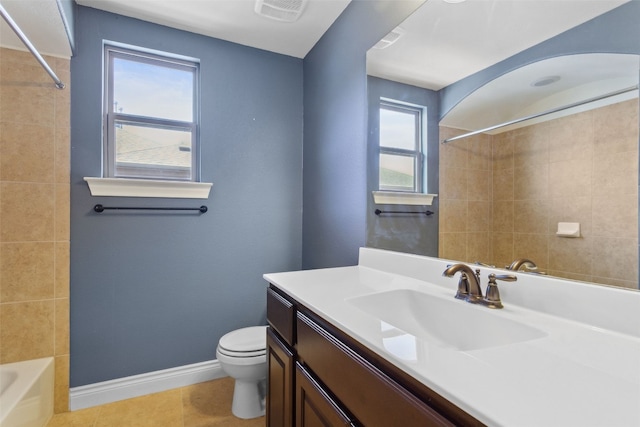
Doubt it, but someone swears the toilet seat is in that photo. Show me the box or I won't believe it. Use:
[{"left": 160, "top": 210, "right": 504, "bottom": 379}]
[{"left": 218, "top": 326, "right": 267, "bottom": 358}]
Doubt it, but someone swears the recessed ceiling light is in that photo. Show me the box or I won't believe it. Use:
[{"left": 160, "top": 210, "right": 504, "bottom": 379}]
[
  {"left": 531, "top": 75, "right": 561, "bottom": 87},
  {"left": 443, "top": 0, "right": 467, "bottom": 4}
]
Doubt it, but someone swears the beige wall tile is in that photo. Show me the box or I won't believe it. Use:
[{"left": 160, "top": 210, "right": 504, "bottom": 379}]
[
  {"left": 594, "top": 133, "right": 639, "bottom": 159},
  {"left": 0, "top": 182, "right": 55, "bottom": 242},
  {"left": 491, "top": 232, "right": 514, "bottom": 268},
  {"left": 592, "top": 194, "right": 638, "bottom": 238},
  {"left": 594, "top": 99, "right": 639, "bottom": 141},
  {"left": 514, "top": 200, "right": 548, "bottom": 234},
  {"left": 467, "top": 169, "right": 491, "bottom": 201},
  {"left": 548, "top": 158, "right": 592, "bottom": 199},
  {"left": 55, "top": 242, "right": 70, "bottom": 298},
  {"left": 440, "top": 199, "right": 467, "bottom": 233},
  {"left": 514, "top": 163, "right": 548, "bottom": 200},
  {"left": 467, "top": 232, "right": 490, "bottom": 265},
  {"left": 492, "top": 200, "right": 513, "bottom": 233},
  {"left": 54, "top": 127, "right": 70, "bottom": 184},
  {"left": 441, "top": 98, "right": 638, "bottom": 290},
  {"left": 591, "top": 276, "right": 639, "bottom": 289},
  {"left": 440, "top": 232, "right": 467, "bottom": 262},
  {"left": 441, "top": 166, "right": 467, "bottom": 200},
  {"left": 54, "top": 354, "right": 70, "bottom": 413},
  {"left": 492, "top": 133, "right": 513, "bottom": 171},
  {"left": 467, "top": 201, "right": 490, "bottom": 232},
  {"left": 467, "top": 134, "right": 491, "bottom": 171},
  {"left": 592, "top": 149, "right": 638, "bottom": 198},
  {"left": 492, "top": 168, "right": 514, "bottom": 201},
  {"left": 513, "top": 123, "right": 549, "bottom": 168},
  {"left": 55, "top": 184, "right": 70, "bottom": 241},
  {"left": 548, "top": 110, "right": 593, "bottom": 164},
  {"left": 0, "top": 123, "right": 55, "bottom": 183},
  {"left": 548, "top": 236, "right": 592, "bottom": 275},
  {"left": 55, "top": 298, "right": 69, "bottom": 356},
  {"left": 513, "top": 233, "right": 548, "bottom": 271},
  {"left": 1, "top": 48, "right": 71, "bottom": 405},
  {"left": 591, "top": 236, "right": 638, "bottom": 282},
  {"left": 0, "top": 300, "right": 54, "bottom": 363},
  {"left": 546, "top": 270, "right": 593, "bottom": 283},
  {"left": 0, "top": 242, "right": 54, "bottom": 302},
  {"left": 0, "top": 84, "right": 55, "bottom": 127},
  {"left": 439, "top": 131, "right": 469, "bottom": 170}
]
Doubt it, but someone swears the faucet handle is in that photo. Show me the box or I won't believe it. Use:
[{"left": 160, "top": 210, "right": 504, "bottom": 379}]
[{"left": 483, "top": 273, "right": 517, "bottom": 309}]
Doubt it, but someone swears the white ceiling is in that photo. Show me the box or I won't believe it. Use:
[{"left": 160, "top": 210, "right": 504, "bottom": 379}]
[
  {"left": 366, "top": 0, "right": 631, "bottom": 91},
  {"left": 0, "top": 0, "right": 72, "bottom": 58},
  {"left": 1, "top": 0, "right": 630, "bottom": 84},
  {"left": 75, "top": 0, "right": 351, "bottom": 59}
]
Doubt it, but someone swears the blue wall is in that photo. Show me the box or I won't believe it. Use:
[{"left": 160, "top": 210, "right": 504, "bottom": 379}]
[
  {"left": 302, "top": 0, "right": 424, "bottom": 269},
  {"left": 366, "top": 77, "right": 439, "bottom": 256},
  {"left": 70, "top": 6, "right": 303, "bottom": 386}
]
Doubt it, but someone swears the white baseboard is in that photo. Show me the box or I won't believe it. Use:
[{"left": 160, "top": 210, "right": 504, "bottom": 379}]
[{"left": 70, "top": 359, "right": 226, "bottom": 410}]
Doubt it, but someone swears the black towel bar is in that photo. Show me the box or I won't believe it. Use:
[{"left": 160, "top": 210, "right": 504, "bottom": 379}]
[
  {"left": 94, "top": 204, "right": 208, "bottom": 213},
  {"left": 375, "top": 209, "right": 433, "bottom": 216}
]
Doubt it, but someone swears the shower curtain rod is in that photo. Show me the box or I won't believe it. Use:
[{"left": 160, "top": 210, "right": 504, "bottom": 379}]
[
  {"left": 0, "top": 4, "right": 65, "bottom": 89},
  {"left": 442, "top": 84, "right": 639, "bottom": 144}
]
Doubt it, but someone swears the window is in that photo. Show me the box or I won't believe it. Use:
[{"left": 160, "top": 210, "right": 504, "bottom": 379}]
[
  {"left": 104, "top": 44, "right": 199, "bottom": 181},
  {"left": 378, "top": 100, "right": 424, "bottom": 192}
]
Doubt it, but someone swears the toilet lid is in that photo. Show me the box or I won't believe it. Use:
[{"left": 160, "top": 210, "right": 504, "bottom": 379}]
[{"left": 219, "top": 325, "right": 267, "bottom": 353}]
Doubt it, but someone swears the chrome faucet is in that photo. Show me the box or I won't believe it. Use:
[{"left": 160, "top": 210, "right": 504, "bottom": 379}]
[
  {"left": 442, "top": 264, "right": 483, "bottom": 303},
  {"left": 507, "top": 258, "right": 537, "bottom": 271}
]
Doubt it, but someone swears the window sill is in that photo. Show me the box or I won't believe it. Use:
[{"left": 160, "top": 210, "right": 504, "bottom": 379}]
[
  {"left": 84, "top": 177, "right": 212, "bottom": 199},
  {"left": 372, "top": 191, "right": 437, "bottom": 206}
]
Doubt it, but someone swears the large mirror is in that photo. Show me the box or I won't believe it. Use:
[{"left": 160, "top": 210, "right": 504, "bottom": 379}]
[{"left": 367, "top": 0, "right": 639, "bottom": 290}]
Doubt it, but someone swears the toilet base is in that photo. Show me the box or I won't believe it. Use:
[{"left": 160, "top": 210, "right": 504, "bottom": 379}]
[{"left": 231, "top": 378, "right": 266, "bottom": 419}]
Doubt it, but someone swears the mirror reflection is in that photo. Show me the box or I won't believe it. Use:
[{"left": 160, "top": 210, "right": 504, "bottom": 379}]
[{"left": 367, "top": 0, "right": 640, "bottom": 290}]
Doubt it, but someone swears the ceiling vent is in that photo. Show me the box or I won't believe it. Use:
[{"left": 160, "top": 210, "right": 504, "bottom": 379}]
[
  {"left": 255, "top": 0, "right": 308, "bottom": 23},
  {"left": 372, "top": 26, "right": 406, "bottom": 50}
]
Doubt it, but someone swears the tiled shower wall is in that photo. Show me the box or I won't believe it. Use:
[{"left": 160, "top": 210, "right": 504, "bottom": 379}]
[
  {"left": 0, "top": 47, "right": 70, "bottom": 412},
  {"left": 439, "top": 99, "right": 639, "bottom": 289}
]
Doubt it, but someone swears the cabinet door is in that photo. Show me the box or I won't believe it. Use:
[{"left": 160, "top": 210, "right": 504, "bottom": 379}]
[
  {"left": 267, "top": 327, "right": 294, "bottom": 427},
  {"left": 297, "top": 313, "right": 455, "bottom": 427},
  {"left": 296, "top": 363, "right": 353, "bottom": 427}
]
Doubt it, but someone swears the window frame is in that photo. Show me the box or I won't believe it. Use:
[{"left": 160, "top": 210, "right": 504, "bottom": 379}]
[
  {"left": 378, "top": 100, "right": 425, "bottom": 193},
  {"left": 103, "top": 43, "right": 200, "bottom": 182}
]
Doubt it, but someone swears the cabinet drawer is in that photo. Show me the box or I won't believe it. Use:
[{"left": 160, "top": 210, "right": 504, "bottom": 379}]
[
  {"left": 267, "top": 286, "right": 295, "bottom": 346},
  {"left": 297, "top": 312, "right": 454, "bottom": 427}
]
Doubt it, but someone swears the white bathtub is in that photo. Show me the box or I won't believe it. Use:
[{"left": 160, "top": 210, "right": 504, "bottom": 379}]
[{"left": 0, "top": 358, "right": 54, "bottom": 427}]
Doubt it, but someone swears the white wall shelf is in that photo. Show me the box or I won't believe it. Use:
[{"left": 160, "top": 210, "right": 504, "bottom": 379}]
[
  {"left": 84, "top": 177, "right": 212, "bottom": 199},
  {"left": 372, "top": 191, "right": 437, "bottom": 206}
]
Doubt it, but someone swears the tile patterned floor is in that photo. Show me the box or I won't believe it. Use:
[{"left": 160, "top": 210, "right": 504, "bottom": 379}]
[{"left": 47, "top": 377, "right": 265, "bottom": 427}]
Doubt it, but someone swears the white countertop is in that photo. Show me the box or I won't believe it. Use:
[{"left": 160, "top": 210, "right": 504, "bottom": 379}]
[{"left": 264, "top": 248, "right": 640, "bottom": 427}]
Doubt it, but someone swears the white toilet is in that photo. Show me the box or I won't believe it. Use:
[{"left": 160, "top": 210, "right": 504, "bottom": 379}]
[{"left": 216, "top": 325, "right": 268, "bottom": 419}]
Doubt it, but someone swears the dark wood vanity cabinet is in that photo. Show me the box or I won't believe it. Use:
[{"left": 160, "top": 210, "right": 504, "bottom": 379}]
[{"left": 266, "top": 284, "right": 483, "bottom": 427}]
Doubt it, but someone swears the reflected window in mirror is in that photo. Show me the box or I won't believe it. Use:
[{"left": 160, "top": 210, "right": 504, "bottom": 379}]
[{"left": 379, "top": 100, "right": 425, "bottom": 192}]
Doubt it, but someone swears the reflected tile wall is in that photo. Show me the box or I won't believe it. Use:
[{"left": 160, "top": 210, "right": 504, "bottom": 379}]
[
  {"left": 0, "top": 47, "right": 70, "bottom": 412},
  {"left": 440, "top": 98, "right": 639, "bottom": 289}
]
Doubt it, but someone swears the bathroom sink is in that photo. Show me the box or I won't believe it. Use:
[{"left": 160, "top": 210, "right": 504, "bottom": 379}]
[{"left": 347, "top": 289, "right": 547, "bottom": 351}]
